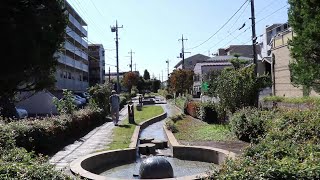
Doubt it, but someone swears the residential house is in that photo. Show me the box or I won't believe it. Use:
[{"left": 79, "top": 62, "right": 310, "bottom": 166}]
[
  {"left": 259, "top": 23, "right": 290, "bottom": 76},
  {"left": 193, "top": 55, "right": 252, "bottom": 95},
  {"left": 88, "top": 44, "right": 105, "bottom": 86},
  {"left": 174, "top": 54, "right": 210, "bottom": 70},
  {"left": 216, "top": 45, "right": 260, "bottom": 58},
  {"left": 55, "top": 0, "right": 89, "bottom": 92},
  {"left": 271, "top": 28, "right": 318, "bottom": 97}
]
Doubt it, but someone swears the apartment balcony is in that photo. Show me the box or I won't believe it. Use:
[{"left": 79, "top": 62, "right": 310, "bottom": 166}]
[
  {"left": 57, "top": 53, "right": 88, "bottom": 73},
  {"left": 64, "top": 40, "right": 88, "bottom": 61},
  {"left": 68, "top": 14, "right": 87, "bottom": 37},
  {"left": 66, "top": 26, "right": 88, "bottom": 49},
  {"left": 55, "top": 76, "right": 89, "bottom": 92}
]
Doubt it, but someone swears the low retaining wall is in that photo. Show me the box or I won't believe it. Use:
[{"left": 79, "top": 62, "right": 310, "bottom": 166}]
[
  {"left": 129, "top": 109, "right": 167, "bottom": 148},
  {"left": 163, "top": 125, "right": 236, "bottom": 164},
  {"left": 70, "top": 148, "right": 136, "bottom": 180}
]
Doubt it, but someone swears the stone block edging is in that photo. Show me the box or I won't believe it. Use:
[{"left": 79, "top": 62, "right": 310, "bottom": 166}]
[{"left": 129, "top": 109, "right": 167, "bottom": 148}]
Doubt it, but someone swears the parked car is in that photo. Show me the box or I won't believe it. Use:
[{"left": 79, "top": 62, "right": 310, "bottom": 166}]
[
  {"left": 74, "top": 95, "right": 87, "bottom": 104},
  {"left": 15, "top": 107, "right": 28, "bottom": 119},
  {"left": 75, "top": 92, "right": 90, "bottom": 101}
]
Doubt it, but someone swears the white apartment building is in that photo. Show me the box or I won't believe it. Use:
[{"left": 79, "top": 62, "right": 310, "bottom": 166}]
[
  {"left": 88, "top": 44, "right": 105, "bottom": 86},
  {"left": 55, "top": 0, "right": 89, "bottom": 92}
]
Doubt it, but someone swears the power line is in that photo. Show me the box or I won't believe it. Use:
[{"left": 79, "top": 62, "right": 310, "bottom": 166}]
[
  {"left": 206, "top": 4, "right": 289, "bottom": 53},
  {"left": 186, "top": 0, "right": 249, "bottom": 50}
]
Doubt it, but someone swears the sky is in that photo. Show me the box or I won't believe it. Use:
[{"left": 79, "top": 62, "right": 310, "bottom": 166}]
[{"left": 67, "top": 0, "right": 289, "bottom": 81}]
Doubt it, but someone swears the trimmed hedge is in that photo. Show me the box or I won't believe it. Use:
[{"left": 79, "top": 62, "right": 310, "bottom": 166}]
[
  {"left": 199, "top": 102, "right": 218, "bottom": 123},
  {"left": 1, "top": 107, "right": 106, "bottom": 155},
  {"left": 215, "top": 109, "right": 320, "bottom": 179}
]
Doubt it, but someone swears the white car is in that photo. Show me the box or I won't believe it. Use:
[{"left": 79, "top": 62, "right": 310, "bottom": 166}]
[{"left": 15, "top": 108, "right": 28, "bottom": 119}]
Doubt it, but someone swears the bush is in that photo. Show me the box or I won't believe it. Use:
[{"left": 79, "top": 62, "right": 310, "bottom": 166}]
[
  {"left": 199, "top": 102, "right": 218, "bottom": 123},
  {"left": 229, "top": 107, "right": 275, "bottom": 142},
  {"left": 185, "top": 101, "right": 201, "bottom": 118},
  {"left": 0, "top": 147, "right": 71, "bottom": 180},
  {"left": 170, "top": 114, "right": 185, "bottom": 123},
  {"left": 120, "top": 95, "right": 128, "bottom": 110},
  {"left": 53, "top": 89, "right": 76, "bottom": 114},
  {"left": 165, "top": 120, "right": 178, "bottom": 133},
  {"left": 166, "top": 94, "right": 173, "bottom": 99},
  {"left": 215, "top": 109, "right": 320, "bottom": 179},
  {"left": 1, "top": 107, "right": 105, "bottom": 154},
  {"left": 88, "top": 83, "right": 112, "bottom": 115}
]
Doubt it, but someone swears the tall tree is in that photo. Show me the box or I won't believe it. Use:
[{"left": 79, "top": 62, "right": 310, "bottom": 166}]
[
  {"left": 0, "top": 0, "right": 67, "bottom": 117},
  {"left": 169, "top": 69, "right": 194, "bottom": 95},
  {"left": 143, "top": 69, "right": 150, "bottom": 80},
  {"left": 151, "top": 79, "right": 161, "bottom": 93},
  {"left": 288, "top": 0, "right": 320, "bottom": 95},
  {"left": 123, "top": 72, "right": 139, "bottom": 94}
]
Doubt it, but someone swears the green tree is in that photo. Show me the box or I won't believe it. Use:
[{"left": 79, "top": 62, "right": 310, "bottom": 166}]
[
  {"left": 0, "top": 0, "right": 67, "bottom": 117},
  {"left": 143, "top": 69, "right": 150, "bottom": 80},
  {"left": 288, "top": 0, "right": 320, "bottom": 96},
  {"left": 151, "top": 79, "right": 161, "bottom": 93},
  {"left": 215, "top": 65, "right": 270, "bottom": 114}
]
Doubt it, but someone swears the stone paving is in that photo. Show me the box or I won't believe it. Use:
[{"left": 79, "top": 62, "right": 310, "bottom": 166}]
[{"left": 49, "top": 106, "right": 128, "bottom": 171}]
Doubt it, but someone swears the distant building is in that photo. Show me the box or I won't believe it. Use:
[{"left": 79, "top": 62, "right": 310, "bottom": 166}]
[
  {"left": 216, "top": 45, "right": 260, "bottom": 58},
  {"left": 88, "top": 44, "right": 105, "bottom": 86},
  {"left": 174, "top": 54, "right": 210, "bottom": 70},
  {"left": 55, "top": 0, "right": 89, "bottom": 92},
  {"left": 105, "top": 71, "right": 140, "bottom": 82}
]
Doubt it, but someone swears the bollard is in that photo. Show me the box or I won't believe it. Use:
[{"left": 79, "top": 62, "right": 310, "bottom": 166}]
[{"left": 128, "top": 101, "right": 135, "bottom": 124}]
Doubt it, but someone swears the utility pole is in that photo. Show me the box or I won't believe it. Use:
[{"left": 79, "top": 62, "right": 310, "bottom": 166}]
[
  {"left": 178, "top": 34, "right": 189, "bottom": 69},
  {"left": 166, "top": 59, "right": 169, "bottom": 80},
  {"left": 133, "top": 63, "right": 137, "bottom": 72},
  {"left": 161, "top": 70, "right": 163, "bottom": 82},
  {"left": 250, "top": 0, "right": 257, "bottom": 75},
  {"left": 111, "top": 20, "right": 123, "bottom": 94},
  {"left": 128, "top": 49, "right": 135, "bottom": 72},
  {"left": 108, "top": 66, "right": 111, "bottom": 83},
  {"left": 250, "top": 0, "right": 259, "bottom": 106}
]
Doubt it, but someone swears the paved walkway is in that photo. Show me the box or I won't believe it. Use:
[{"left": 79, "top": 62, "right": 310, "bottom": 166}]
[{"left": 49, "top": 106, "right": 128, "bottom": 171}]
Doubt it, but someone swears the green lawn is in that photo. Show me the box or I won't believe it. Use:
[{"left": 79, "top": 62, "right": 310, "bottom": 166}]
[
  {"left": 106, "top": 105, "right": 164, "bottom": 150},
  {"left": 174, "top": 116, "right": 235, "bottom": 141}
]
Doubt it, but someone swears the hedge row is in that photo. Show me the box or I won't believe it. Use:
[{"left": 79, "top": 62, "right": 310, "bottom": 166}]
[
  {"left": 185, "top": 101, "right": 219, "bottom": 124},
  {"left": 1, "top": 107, "right": 106, "bottom": 155}
]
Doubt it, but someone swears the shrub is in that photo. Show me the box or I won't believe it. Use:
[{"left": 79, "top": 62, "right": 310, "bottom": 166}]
[
  {"left": 229, "top": 107, "right": 275, "bottom": 142},
  {"left": 88, "top": 83, "right": 112, "bottom": 115},
  {"left": 53, "top": 89, "right": 76, "bottom": 114},
  {"left": 185, "top": 101, "right": 201, "bottom": 118},
  {"left": 199, "top": 102, "right": 218, "bottom": 123},
  {"left": 120, "top": 95, "right": 128, "bottom": 110},
  {"left": 215, "top": 109, "right": 320, "bottom": 179},
  {"left": 170, "top": 114, "right": 185, "bottom": 123},
  {"left": 165, "top": 94, "right": 173, "bottom": 99},
  {"left": 1, "top": 107, "right": 105, "bottom": 154},
  {"left": 165, "top": 120, "right": 178, "bottom": 133},
  {"left": 0, "top": 147, "right": 71, "bottom": 180}
]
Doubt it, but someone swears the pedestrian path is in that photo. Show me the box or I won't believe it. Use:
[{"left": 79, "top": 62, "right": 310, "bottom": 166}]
[{"left": 49, "top": 106, "right": 128, "bottom": 171}]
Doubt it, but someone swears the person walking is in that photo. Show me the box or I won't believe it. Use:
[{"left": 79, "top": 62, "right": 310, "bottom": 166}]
[{"left": 109, "top": 90, "right": 120, "bottom": 126}]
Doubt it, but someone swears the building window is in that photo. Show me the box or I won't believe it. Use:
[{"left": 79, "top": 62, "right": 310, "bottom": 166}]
[
  {"left": 276, "top": 27, "right": 281, "bottom": 32},
  {"left": 68, "top": 72, "right": 71, "bottom": 79},
  {"left": 79, "top": 75, "right": 82, "bottom": 81},
  {"left": 63, "top": 72, "right": 67, "bottom": 79}
]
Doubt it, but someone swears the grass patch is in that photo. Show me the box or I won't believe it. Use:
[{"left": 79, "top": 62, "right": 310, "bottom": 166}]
[
  {"left": 106, "top": 106, "right": 164, "bottom": 150},
  {"left": 263, "top": 96, "right": 320, "bottom": 105},
  {"left": 174, "top": 116, "right": 235, "bottom": 141}
]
